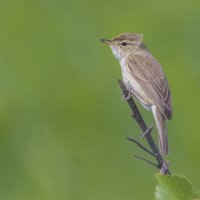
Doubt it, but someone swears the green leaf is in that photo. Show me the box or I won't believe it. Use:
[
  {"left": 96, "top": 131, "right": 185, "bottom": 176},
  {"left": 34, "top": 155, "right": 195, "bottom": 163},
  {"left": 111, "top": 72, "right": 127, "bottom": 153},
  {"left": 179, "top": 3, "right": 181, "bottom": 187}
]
[{"left": 155, "top": 174, "right": 199, "bottom": 200}]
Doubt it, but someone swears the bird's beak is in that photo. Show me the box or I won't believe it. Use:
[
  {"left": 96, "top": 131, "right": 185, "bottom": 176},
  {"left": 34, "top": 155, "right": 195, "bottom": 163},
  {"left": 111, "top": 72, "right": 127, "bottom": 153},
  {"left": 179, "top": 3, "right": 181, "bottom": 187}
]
[{"left": 100, "top": 38, "right": 112, "bottom": 45}]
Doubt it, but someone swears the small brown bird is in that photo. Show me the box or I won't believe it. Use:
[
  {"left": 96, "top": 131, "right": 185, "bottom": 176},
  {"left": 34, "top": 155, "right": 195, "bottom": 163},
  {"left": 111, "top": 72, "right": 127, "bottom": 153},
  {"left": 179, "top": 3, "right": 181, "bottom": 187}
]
[{"left": 100, "top": 33, "right": 172, "bottom": 155}]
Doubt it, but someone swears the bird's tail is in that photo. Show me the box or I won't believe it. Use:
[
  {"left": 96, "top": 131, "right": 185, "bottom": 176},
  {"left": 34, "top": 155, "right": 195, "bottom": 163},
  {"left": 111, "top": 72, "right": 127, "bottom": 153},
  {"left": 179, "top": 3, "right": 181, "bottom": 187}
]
[{"left": 152, "top": 105, "right": 168, "bottom": 156}]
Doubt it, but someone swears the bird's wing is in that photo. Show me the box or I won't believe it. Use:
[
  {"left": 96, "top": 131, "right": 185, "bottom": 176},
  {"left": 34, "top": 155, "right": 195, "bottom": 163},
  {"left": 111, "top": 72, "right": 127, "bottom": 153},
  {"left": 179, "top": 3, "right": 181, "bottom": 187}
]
[{"left": 127, "top": 54, "right": 172, "bottom": 119}]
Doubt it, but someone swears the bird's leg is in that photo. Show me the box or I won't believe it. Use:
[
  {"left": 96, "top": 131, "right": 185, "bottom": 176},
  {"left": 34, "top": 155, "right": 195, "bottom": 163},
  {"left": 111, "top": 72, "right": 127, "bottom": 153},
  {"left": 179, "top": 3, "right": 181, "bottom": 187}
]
[{"left": 141, "top": 124, "right": 154, "bottom": 138}]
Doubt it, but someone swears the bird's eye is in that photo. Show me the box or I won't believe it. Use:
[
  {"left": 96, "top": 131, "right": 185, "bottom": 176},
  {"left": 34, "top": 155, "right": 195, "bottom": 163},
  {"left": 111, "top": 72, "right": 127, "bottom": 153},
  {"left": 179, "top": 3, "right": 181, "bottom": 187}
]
[{"left": 121, "top": 42, "right": 128, "bottom": 46}]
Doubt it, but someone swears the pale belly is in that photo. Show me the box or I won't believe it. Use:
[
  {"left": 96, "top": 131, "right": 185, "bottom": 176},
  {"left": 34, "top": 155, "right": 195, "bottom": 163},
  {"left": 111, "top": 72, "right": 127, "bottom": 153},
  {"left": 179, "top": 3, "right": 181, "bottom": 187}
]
[{"left": 121, "top": 63, "right": 152, "bottom": 111}]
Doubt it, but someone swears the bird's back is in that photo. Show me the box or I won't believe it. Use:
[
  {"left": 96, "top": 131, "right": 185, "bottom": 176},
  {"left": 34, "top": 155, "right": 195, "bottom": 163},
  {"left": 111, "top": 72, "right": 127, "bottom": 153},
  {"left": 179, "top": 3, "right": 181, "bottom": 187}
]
[{"left": 125, "top": 47, "right": 172, "bottom": 119}]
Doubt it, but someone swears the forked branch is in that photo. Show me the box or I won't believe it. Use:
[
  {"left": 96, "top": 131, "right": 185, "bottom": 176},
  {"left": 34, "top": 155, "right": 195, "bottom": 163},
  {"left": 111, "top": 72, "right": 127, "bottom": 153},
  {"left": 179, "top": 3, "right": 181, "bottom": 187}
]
[{"left": 118, "top": 80, "right": 170, "bottom": 175}]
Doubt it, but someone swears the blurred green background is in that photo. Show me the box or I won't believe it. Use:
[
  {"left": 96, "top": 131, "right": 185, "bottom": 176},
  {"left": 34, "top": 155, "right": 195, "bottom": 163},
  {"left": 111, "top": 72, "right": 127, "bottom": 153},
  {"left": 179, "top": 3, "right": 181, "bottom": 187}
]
[{"left": 0, "top": 0, "right": 200, "bottom": 199}]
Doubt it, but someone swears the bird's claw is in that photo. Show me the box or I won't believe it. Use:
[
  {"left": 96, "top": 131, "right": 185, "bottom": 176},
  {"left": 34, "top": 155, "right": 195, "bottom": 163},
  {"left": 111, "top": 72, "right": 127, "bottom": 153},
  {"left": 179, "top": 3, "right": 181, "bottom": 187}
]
[{"left": 121, "top": 92, "right": 131, "bottom": 101}]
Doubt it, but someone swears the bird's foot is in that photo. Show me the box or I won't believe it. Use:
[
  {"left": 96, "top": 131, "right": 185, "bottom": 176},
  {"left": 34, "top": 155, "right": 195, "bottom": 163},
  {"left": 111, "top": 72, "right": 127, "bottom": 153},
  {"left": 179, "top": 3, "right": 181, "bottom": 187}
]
[{"left": 121, "top": 92, "right": 131, "bottom": 101}]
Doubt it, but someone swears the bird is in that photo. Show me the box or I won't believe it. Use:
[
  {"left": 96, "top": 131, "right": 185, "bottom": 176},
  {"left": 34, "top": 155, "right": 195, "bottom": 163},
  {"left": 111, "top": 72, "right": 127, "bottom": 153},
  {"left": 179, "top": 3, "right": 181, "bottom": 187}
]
[{"left": 100, "top": 33, "right": 172, "bottom": 155}]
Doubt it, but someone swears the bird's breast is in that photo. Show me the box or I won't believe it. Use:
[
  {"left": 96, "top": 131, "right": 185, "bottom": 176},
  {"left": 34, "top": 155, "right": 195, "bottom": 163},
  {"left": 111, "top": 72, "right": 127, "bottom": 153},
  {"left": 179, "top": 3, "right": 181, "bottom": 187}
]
[{"left": 120, "top": 60, "right": 152, "bottom": 110}]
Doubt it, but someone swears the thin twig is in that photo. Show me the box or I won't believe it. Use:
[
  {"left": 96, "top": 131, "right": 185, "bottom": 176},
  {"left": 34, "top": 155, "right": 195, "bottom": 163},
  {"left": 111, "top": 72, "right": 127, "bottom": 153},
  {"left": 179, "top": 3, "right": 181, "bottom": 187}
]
[
  {"left": 127, "top": 137, "right": 155, "bottom": 158},
  {"left": 118, "top": 79, "right": 170, "bottom": 174},
  {"left": 133, "top": 156, "right": 158, "bottom": 168},
  {"left": 140, "top": 125, "right": 154, "bottom": 138}
]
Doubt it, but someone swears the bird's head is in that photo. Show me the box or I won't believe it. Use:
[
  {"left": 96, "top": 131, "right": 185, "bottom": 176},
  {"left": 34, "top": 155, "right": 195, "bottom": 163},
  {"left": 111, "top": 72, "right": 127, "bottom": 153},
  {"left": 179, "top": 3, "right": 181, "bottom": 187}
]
[{"left": 100, "top": 33, "right": 143, "bottom": 61}]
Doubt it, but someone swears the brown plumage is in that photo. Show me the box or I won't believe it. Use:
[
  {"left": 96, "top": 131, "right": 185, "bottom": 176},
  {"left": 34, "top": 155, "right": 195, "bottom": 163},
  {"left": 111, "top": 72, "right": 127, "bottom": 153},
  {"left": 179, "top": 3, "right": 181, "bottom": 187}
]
[
  {"left": 101, "top": 33, "right": 172, "bottom": 155},
  {"left": 127, "top": 54, "right": 172, "bottom": 120}
]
